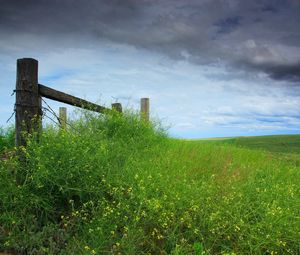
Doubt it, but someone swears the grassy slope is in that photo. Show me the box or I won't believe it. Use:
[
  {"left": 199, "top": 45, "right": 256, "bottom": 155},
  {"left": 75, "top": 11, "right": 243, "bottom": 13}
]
[{"left": 0, "top": 116, "right": 299, "bottom": 254}]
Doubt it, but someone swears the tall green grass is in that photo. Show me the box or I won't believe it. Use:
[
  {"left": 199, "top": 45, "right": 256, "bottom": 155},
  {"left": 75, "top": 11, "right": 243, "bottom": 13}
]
[
  {"left": 0, "top": 112, "right": 299, "bottom": 254},
  {"left": 0, "top": 126, "right": 14, "bottom": 154}
]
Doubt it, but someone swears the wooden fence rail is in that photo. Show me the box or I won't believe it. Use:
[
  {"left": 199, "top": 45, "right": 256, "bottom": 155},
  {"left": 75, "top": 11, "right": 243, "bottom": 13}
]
[
  {"left": 39, "top": 84, "right": 111, "bottom": 114},
  {"left": 15, "top": 58, "right": 150, "bottom": 148}
]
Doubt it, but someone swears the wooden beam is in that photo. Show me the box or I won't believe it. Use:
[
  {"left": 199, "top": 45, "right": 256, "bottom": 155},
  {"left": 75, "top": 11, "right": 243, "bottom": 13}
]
[
  {"left": 39, "top": 84, "right": 111, "bottom": 114},
  {"left": 15, "top": 58, "right": 42, "bottom": 147}
]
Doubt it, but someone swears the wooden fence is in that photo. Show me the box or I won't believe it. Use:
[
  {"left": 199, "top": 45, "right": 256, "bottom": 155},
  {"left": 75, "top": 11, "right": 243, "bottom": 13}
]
[{"left": 15, "top": 58, "right": 149, "bottom": 147}]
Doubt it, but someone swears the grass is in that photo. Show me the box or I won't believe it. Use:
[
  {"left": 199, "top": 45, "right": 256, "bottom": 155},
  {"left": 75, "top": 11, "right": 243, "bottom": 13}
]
[
  {"left": 0, "top": 112, "right": 299, "bottom": 254},
  {"left": 0, "top": 126, "right": 14, "bottom": 155},
  {"left": 197, "top": 134, "right": 300, "bottom": 154}
]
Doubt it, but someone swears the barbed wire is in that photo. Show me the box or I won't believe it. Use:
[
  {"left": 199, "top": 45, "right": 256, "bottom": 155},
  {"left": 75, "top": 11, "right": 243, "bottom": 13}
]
[
  {"left": 42, "top": 105, "right": 81, "bottom": 133},
  {"left": 8, "top": 89, "right": 81, "bottom": 133},
  {"left": 42, "top": 107, "right": 80, "bottom": 132},
  {"left": 7, "top": 90, "right": 16, "bottom": 123},
  {"left": 6, "top": 105, "right": 15, "bottom": 123},
  {"left": 43, "top": 112, "right": 61, "bottom": 126},
  {"left": 41, "top": 98, "right": 62, "bottom": 126}
]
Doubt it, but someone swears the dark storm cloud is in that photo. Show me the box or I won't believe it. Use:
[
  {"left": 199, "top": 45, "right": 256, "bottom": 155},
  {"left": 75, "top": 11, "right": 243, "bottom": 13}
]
[
  {"left": 235, "top": 60, "right": 300, "bottom": 82},
  {"left": 263, "top": 63, "right": 300, "bottom": 82},
  {"left": 214, "top": 16, "right": 242, "bottom": 34},
  {"left": 1, "top": 0, "right": 300, "bottom": 83}
]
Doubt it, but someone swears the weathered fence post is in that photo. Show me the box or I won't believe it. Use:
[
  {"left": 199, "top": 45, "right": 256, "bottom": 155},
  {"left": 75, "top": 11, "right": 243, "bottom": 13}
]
[
  {"left": 59, "top": 107, "right": 67, "bottom": 129},
  {"left": 15, "top": 58, "right": 41, "bottom": 147},
  {"left": 112, "top": 103, "right": 122, "bottom": 113},
  {"left": 140, "top": 98, "right": 149, "bottom": 122}
]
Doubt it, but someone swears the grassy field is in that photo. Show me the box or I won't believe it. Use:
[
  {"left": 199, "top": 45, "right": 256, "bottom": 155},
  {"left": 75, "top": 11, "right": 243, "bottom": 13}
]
[
  {"left": 197, "top": 135, "right": 300, "bottom": 154},
  {"left": 0, "top": 113, "right": 299, "bottom": 254}
]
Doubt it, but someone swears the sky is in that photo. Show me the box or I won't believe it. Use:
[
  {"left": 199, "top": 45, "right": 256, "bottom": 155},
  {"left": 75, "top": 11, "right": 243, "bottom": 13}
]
[{"left": 1, "top": 0, "right": 300, "bottom": 138}]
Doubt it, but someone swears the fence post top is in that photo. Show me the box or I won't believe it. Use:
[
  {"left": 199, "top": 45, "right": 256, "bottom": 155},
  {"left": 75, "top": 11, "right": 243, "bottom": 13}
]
[
  {"left": 17, "top": 58, "right": 38, "bottom": 63},
  {"left": 111, "top": 102, "right": 122, "bottom": 113}
]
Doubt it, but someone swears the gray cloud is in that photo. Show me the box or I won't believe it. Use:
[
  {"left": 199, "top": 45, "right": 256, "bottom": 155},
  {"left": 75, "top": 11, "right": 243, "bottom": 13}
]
[
  {"left": 234, "top": 60, "right": 300, "bottom": 82},
  {"left": 0, "top": 0, "right": 300, "bottom": 83},
  {"left": 261, "top": 63, "right": 300, "bottom": 82}
]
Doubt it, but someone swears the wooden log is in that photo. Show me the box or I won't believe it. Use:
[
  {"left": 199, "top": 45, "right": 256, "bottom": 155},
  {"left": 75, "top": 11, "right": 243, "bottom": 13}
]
[
  {"left": 140, "top": 98, "right": 150, "bottom": 122},
  {"left": 39, "top": 84, "right": 111, "bottom": 114},
  {"left": 111, "top": 103, "right": 122, "bottom": 113},
  {"left": 59, "top": 107, "right": 67, "bottom": 129},
  {"left": 15, "top": 58, "right": 42, "bottom": 147}
]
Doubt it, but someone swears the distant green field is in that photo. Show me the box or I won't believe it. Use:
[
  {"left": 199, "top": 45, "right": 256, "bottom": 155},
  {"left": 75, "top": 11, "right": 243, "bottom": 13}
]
[{"left": 198, "top": 134, "right": 300, "bottom": 154}]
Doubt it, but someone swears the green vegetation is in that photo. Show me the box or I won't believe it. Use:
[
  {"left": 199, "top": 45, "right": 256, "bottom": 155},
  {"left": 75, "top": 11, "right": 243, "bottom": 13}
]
[
  {"left": 0, "top": 112, "right": 299, "bottom": 254},
  {"left": 0, "top": 126, "right": 14, "bottom": 155},
  {"left": 198, "top": 134, "right": 300, "bottom": 154}
]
